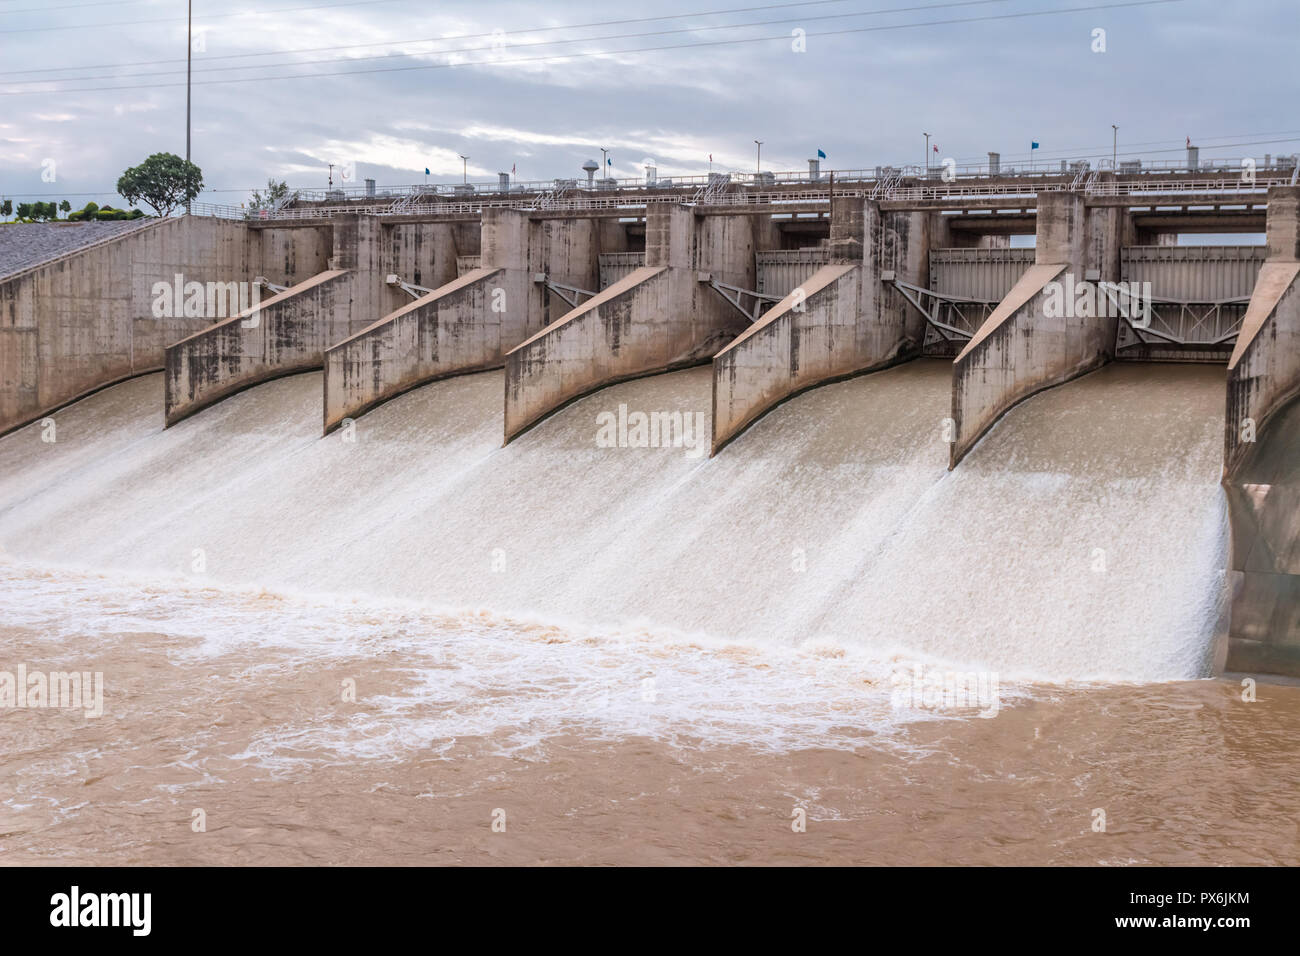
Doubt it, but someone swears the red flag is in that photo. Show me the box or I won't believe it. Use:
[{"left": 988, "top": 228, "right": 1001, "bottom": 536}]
[
  {"left": 933, "top": 144, "right": 940, "bottom": 153},
  {"left": 512, "top": 163, "right": 516, "bottom": 175},
  {"left": 1186, "top": 136, "right": 1191, "bottom": 148}
]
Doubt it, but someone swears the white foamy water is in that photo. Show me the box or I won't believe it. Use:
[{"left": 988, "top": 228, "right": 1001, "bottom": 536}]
[
  {"left": 0, "top": 357, "right": 1229, "bottom": 757},
  {"left": 0, "top": 558, "right": 988, "bottom": 758}
]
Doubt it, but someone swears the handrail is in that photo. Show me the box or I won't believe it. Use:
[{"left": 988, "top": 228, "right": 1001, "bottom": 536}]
[
  {"left": 183, "top": 166, "right": 1298, "bottom": 223},
  {"left": 281, "top": 154, "right": 1296, "bottom": 200}
]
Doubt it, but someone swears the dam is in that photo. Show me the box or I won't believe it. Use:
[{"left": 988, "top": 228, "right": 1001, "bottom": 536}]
[{"left": 1, "top": 156, "right": 1298, "bottom": 681}]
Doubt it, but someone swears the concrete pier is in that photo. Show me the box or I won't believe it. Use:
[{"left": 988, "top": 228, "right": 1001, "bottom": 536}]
[
  {"left": 164, "top": 269, "right": 355, "bottom": 427},
  {"left": 320, "top": 209, "right": 631, "bottom": 432},
  {"left": 949, "top": 192, "right": 1122, "bottom": 467},
  {"left": 1223, "top": 186, "right": 1300, "bottom": 674},
  {"left": 503, "top": 204, "right": 776, "bottom": 442},
  {"left": 0, "top": 216, "right": 329, "bottom": 436},
  {"left": 163, "top": 214, "right": 390, "bottom": 426},
  {"left": 710, "top": 198, "right": 929, "bottom": 453}
]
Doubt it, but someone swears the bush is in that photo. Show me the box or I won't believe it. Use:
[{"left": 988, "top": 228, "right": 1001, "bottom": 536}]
[
  {"left": 82, "top": 202, "right": 99, "bottom": 217},
  {"left": 67, "top": 211, "right": 84, "bottom": 221},
  {"left": 95, "top": 209, "right": 129, "bottom": 220},
  {"left": 128, "top": 209, "right": 145, "bottom": 219}
]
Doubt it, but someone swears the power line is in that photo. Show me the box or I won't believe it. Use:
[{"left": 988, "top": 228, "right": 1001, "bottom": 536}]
[
  {"left": 0, "top": 0, "right": 887, "bottom": 77},
  {"left": 0, "top": 0, "right": 1188, "bottom": 96},
  {"left": 0, "top": 0, "right": 156, "bottom": 14},
  {"left": 0, "top": 0, "right": 411, "bottom": 34},
  {"left": 0, "top": 0, "right": 1011, "bottom": 86}
]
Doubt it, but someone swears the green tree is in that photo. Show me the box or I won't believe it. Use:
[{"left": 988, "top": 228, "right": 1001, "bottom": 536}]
[
  {"left": 0, "top": 199, "right": 11, "bottom": 219},
  {"left": 116, "top": 152, "right": 203, "bottom": 217},
  {"left": 16, "top": 203, "right": 32, "bottom": 220},
  {"left": 59, "top": 200, "right": 71, "bottom": 214},
  {"left": 249, "top": 178, "right": 295, "bottom": 211}
]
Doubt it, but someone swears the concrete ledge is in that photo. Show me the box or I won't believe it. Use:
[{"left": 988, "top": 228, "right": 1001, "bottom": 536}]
[
  {"left": 1222, "top": 187, "right": 1300, "bottom": 677},
  {"left": 1223, "top": 391, "right": 1300, "bottom": 676},
  {"left": 0, "top": 216, "right": 253, "bottom": 435},
  {"left": 711, "top": 263, "right": 872, "bottom": 454},
  {"left": 948, "top": 191, "right": 1120, "bottom": 468},
  {"left": 321, "top": 266, "right": 503, "bottom": 433},
  {"left": 164, "top": 269, "right": 352, "bottom": 427},
  {"left": 503, "top": 265, "right": 679, "bottom": 442},
  {"left": 1224, "top": 261, "right": 1300, "bottom": 476},
  {"left": 948, "top": 262, "right": 1072, "bottom": 467}
]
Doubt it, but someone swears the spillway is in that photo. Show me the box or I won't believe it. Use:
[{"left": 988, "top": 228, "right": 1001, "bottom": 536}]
[{"left": 0, "top": 358, "right": 1227, "bottom": 684}]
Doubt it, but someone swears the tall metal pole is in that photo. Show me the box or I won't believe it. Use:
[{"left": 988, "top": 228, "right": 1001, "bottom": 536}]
[
  {"left": 924, "top": 132, "right": 930, "bottom": 177},
  {"left": 1111, "top": 125, "right": 1118, "bottom": 169},
  {"left": 185, "top": 0, "right": 191, "bottom": 214},
  {"left": 754, "top": 140, "right": 762, "bottom": 174},
  {"left": 459, "top": 155, "right": 469, "bottom": 184}
]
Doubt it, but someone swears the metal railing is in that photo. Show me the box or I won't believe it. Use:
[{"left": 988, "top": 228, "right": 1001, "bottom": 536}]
[
  {"left": 188, "top": 202, "right": 250, "bottom": 220},
  {"left": 1088, "top": 177, "right": 1288, "bottom": 197},
  {"left": 283, "top": 156, "right": 1297, "bottom": 201},
  {"left": 184, "top": 162, "right": 1298, "bottom": 222}
]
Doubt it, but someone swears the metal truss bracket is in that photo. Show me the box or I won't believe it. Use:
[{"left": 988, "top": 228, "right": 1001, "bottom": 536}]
[
  {"left": 1109, "top": 285, "right": 1251, "bottom": 350},
  {"left": 385, "top": 273, "right": 435, "bottom": 300},
  {"left": 252, "top": 276, "right": 290, "bottom": 295},
  {"left": 884, "top": 273, "right": 998, "bottom": 346},
  {"left": 533, "top": 273, "right": 597, "bottom": 309},
  {"left": 697, "top": 272, "right": 782, "bottom": 323}
]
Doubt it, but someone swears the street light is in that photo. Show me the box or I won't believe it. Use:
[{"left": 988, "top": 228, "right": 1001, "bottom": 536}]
[
  {"left": 600, "top": 148, "right": 609, "bottom": 180},
  {"left": 923, "top": 132, "right": 931, "bottom": 177},
  {"left": 754, "top": 140, "right": 763, "bottom": 175},
  {"left": 1111, "top": 125, "right": 1118, "bottom": 169},
  {"left": 458, "top": 155, "right": 469, "bottom": 184}
]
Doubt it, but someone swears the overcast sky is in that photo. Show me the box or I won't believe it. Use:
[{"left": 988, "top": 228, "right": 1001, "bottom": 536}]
[{"left": 0, "top": 0, "right": 1296, "bottom": 211}]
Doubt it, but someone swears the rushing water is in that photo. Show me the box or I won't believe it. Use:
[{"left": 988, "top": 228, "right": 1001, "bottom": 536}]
[{"left": 4, "top": 359, "right": 1284, "bottom": 866}]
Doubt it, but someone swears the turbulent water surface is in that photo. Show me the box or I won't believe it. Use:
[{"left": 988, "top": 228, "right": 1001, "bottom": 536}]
[{"left": 4, "top": 360, "right": 1293, "bottom": 865}]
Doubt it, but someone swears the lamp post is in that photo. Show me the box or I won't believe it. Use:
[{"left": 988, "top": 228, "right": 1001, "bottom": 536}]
[
  {"left": 458, "top": 155, "right": 469, "bottom": 184},
  {"left": 754, "top": 140, "right": 763, "bottom": 175},
  {"left": 1111, "top": 125, "right": 1118, "bottom": 169},
  {"left": 924, "top": 132, "right": 930, "bottom": 177}
]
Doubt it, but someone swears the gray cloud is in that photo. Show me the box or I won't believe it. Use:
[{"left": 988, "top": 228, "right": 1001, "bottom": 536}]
[{"left": 0, "top": 0, "right": 1295, "bottom": 210}]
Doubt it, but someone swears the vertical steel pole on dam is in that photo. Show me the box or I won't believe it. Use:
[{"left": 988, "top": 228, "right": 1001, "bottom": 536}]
[{"left": 185, "top": 0, "right": 191, "bottom": 214}]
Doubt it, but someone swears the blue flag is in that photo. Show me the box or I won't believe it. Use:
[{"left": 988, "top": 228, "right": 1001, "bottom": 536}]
[
  {"left": 817, "top": 148, "right": 826, "bottom": 159},
  {"left": 425, "top": 167, "right": 430, "bottom": 175},
  {"left": 1031, "top": 142, "right": 1039, "bottom": 150}
]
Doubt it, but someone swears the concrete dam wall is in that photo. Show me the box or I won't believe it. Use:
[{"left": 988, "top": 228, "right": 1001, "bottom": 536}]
[
  {"left": 2, "top": 176, "right": 1298, "bottom": 677},
  {"left": 1223, "top": 188, "right": 1300, "bottom": 674},
  {"left": 0, "top": 216, "right": 331, "bottom": 436}
]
